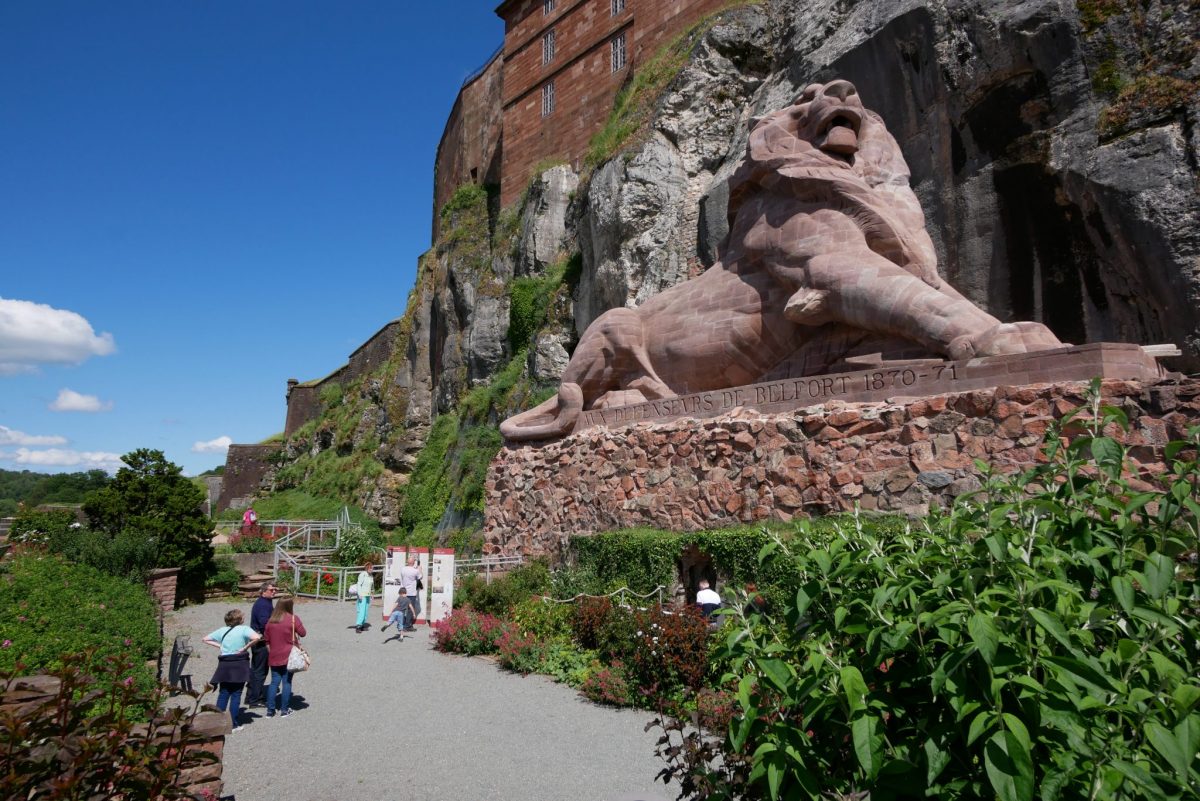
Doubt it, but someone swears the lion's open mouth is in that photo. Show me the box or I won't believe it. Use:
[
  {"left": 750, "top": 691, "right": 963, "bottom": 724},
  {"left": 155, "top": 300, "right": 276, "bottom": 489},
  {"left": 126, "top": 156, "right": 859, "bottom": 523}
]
[{"left": 816, "top": 107, "right": 862, "bottom": 156}]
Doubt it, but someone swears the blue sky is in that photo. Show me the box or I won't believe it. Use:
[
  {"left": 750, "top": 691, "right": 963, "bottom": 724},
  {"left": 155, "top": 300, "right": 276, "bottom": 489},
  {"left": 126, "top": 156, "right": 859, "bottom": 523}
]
[{"left": 0, "top": 2, "right": 504, "bottom": 476}]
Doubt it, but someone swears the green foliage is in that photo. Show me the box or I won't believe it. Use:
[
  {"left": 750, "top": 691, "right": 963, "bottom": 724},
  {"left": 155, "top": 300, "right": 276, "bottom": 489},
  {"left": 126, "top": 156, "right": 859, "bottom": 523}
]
[
  {"left": 398, "top": 413, "right": 459, "bottom": 536},
  {"left": 1099, "top": 73, "right": 1196, "bottom": 138},
  {"left": 430, "top": 608, "right": 507, "bottom": 656},
  {"left": 584, "top": 4, "right": 757, "bottom": 169},
  {"left": 0, "top": 468, "right": 110, "bottom": 512},
  {"left": 318, "top": 381, "right": 344, "bottom": 409},
  {"left": 510, "top": 596, "right": 573, "bottom": 642},
  {"left": 654, "top": 385, "right": 1200, "bottom": 801},
  {"left": 227, "top": 525, "right": 276, "bottom": 553},
  {"left": 456, "top": 560, "right": 553, "bottom": 616},
  {"left": 332, "top": 523, "right": 384, "bottom": 567},
  {"left": 0, "top": 651, "right": 218, "bottom": 798},
  {"left": 11, "top": 507, "right": 161, "bottom": 583},
  {"left": 206, "top": 554, "right": 241, "bottom": 592},
  {"left": 506, "top": 253, "right": 580, "bottom": 351},
  {"left": 82, "top": 449, "right": 213, "bottom": 594},
  {"left": 440, "top": 183, "right": 488, "bottom": 222},
  {"left": 0, "top": 554, "right": 160, "bottom": 684}
]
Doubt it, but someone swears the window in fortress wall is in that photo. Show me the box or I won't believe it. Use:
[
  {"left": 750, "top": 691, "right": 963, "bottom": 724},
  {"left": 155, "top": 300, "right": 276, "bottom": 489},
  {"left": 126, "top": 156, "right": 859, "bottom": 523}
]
[
  {"left": 543, "top": 28, "right": 556, "bottom": 65},
  {"left": 611, "top": 0, "right": 625, "bottom": 14},
  {"left": 544, "top": 0, "right": 555, "bottom": 15},
  {"left": 542, "top": 80, "right": 555, "bottom": 116},
  {"left": 611, "top": 31, "right": 626, "bottom": 72}
]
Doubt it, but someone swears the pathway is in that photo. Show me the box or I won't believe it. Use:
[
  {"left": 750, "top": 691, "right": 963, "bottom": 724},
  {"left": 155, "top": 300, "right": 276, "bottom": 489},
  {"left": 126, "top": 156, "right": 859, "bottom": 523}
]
[{"left": 166, "top": 598, "right": 678, "bottom": 801}]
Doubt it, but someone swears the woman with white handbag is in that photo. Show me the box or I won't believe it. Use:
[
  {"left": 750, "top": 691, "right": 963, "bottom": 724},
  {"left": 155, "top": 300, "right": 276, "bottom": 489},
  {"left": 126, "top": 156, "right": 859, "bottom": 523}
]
[{"left": 263, "top": 598, "right": 307, "bottom": 718}]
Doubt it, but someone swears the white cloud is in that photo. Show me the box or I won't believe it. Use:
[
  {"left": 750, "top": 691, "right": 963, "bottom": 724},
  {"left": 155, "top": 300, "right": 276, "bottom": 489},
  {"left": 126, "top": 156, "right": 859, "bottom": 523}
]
[
  {"left": 10, "top": 447, "right": 124, "bottom": 472},
  {"left": 0, "top": 297, "right": 116, "bottom": 375},
  {"left": 49, "top": 388, "right": 113, "bottom": 413},
  {"left": 192, "top": 435, "right": 232, "bottom": 454},
  {"left": 0, "top": 425, "right": 68, "bottom": 447}
]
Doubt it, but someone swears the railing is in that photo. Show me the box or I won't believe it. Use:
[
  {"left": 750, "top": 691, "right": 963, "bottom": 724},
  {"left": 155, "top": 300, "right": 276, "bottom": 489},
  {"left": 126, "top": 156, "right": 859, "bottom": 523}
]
[
  {"left": 277, "top": 559, "right": 387, "bottom": 602},
  {"left": 454, "top": 554, "right": 526, "bottom": 584},
  {"left": 270, "top": 507, "right": 391, "bottom": 601},
  {"left": 213, "top": 519, "right": 339, "bottom": 541},
  {"left": 461, "top": 43, "right": 503, "bottom": 88},
  {"left": 543, "top": 585, "right": 666, "bottom": 607}
]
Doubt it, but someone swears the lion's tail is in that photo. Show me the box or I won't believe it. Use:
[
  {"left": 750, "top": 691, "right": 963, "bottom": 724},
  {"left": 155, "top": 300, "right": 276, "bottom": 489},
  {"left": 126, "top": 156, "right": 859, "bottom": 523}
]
[{"left": 499, "top": 382, "right": 584, "bottom": 442}]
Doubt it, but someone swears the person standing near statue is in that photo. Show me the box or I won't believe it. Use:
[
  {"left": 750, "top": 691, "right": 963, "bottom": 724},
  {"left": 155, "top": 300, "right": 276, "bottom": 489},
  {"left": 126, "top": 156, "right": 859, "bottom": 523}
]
[
  {"left": 353, "top": 562, "right": 374, "bottom": 633},
  {"left": 245, "top": 581, "right": 276, "bottom": 706}
]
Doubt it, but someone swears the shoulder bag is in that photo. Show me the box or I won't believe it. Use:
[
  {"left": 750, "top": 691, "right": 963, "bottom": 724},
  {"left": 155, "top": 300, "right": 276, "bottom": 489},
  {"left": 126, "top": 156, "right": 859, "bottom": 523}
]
[{"left": 286, "top": 615, "right": 310, "bottom": 673}]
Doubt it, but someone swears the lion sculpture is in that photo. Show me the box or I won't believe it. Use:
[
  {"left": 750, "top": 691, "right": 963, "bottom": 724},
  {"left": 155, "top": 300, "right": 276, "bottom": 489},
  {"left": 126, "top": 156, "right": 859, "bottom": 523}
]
[{"left": 500, "top": 79, "right": 1062, "bottom": 441}]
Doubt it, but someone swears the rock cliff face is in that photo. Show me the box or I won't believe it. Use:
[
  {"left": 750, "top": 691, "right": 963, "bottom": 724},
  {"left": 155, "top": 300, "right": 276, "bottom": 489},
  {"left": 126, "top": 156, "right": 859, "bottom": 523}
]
[{"left": 271, "top": 0, "right": 1198, "bottom": 530}]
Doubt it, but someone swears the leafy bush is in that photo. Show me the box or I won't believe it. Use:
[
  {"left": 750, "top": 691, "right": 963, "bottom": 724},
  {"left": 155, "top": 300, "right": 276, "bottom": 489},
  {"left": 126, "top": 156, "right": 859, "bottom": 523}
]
[
  {"left": 496, "top": 626, "right": 546, "bottom": 675},
  {"left": 431, "top": 608, "right": 507, "bottom": 656},
  {"left": 624, "top": 604, "right": 710, "bottom": 701},
  {"left": 9, "top": 508, "right": 160, "bottom": 582},
  {"left": 580, "top": 661, "right": 636, "bottom": 707},
  {"left": 82, "top": 449, "right": 213, "bottom": 595},
  {"left": 654, "top": 390, "right": 1200, "bottom": 801},
  {"left": 570, "top": 596, "right": 613, "bottom": 650},
  {"left": 0, "top": 651, "right": 218, "bottom": 798},
  {"left": 206, "top": 555, "right": 241, "bottom": 592},
  {"left": 0, "top": 554, "right": 160, "bottom": 690},
  {"left": 456, "top": 560, "right": 553, "bottom": 616},
  {"left": 538, "top": 641, "right": 596, "bottom": 687},
  {"left": 227, "top": 524, "right": 276, "bottom": 553},
  {"left": 8, "top": 508, "right": 77, "bottom": 546},
  {"left": 332, "top": 524, "right": 383, "bottom": 567},
  {"left": 510, "top": 596, "right": 573, "bottom": 642}
]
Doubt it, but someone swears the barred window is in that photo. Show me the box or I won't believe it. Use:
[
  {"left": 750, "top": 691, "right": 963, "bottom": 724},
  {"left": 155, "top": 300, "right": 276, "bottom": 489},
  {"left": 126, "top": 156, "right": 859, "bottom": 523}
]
[
  {"left": 611, "top": 0, "right": 625, "bottom": 14},
  {"left": 542, "top": 29, "right": 556, "bottom": 65},
  {"left": 611, "top": 31, "right": 627, "bottom": 72},
  {"left": 543, "top": 0, "right": 555, "bottom": 14},
  {"left": 541, "top": 81, "right": 555, "bottom": 116}
]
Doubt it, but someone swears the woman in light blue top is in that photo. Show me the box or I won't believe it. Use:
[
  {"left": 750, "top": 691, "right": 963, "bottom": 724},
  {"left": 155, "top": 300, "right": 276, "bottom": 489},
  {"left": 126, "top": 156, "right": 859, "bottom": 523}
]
[
  {"left": 203, "top": 609, "right": 261, "bottom": 730},
  {"left": 354, "top": 562, "right": 374, "bottom": 633}
]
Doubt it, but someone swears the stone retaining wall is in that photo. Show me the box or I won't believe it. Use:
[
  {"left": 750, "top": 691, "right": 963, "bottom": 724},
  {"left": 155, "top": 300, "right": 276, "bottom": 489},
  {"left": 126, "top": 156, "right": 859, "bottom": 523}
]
[
  {"left": 483, "top": 378, "right": 1200, "bottom": 558},
  {"left": 0, "top": 674, "right": 229, "bottom": 798},
  {"left": 145, "top": 567, "right": 180, "bottom": 613}
]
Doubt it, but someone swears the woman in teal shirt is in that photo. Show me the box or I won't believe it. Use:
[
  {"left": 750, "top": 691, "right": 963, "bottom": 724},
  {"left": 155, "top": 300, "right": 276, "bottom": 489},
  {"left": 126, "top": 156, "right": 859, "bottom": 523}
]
[{"left": 203, "top": 609, "right": 261, "bottom": 730}]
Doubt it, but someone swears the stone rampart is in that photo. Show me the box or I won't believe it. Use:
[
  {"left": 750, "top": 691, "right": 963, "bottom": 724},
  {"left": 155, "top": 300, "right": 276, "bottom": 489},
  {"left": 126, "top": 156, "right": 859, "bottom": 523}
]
[
  {"left": 216, "top": 445, "right": 278, "bottom": 512},
  {"left": 484, "top": 377, "right": 1200, "bottom": 558}
]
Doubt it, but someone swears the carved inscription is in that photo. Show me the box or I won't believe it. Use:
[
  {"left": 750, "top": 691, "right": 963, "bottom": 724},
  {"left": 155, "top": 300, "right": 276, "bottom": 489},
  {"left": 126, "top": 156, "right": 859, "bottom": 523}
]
[{"left": 578, "top": 363, "right": 962, "bottom": 429}]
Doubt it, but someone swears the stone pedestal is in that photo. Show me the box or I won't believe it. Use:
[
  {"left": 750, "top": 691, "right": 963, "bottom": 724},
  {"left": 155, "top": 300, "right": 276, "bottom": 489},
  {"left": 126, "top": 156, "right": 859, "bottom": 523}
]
[{"left": 484, "top": 372, "right": 1199, "bottom": 559}]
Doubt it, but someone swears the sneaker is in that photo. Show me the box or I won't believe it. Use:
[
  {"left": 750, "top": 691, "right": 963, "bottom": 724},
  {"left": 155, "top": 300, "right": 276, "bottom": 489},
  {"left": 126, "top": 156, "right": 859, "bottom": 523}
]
[
  {"left": 232, "top": 725, "right": 244, "bottom": 733},
  {"left": 380, "top": 623, "right": 390, "bottom": 632},
  {"left": 280, "top": 710, "right": 292, "bottom": 718},
  {"left": 266, "top": 711, "right": 276, "bottom": 718}
]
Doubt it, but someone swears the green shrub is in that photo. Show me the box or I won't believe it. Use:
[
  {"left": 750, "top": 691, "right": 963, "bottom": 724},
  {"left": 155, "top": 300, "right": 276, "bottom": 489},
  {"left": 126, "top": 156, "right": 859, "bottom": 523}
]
[
  {"left": 430, "top": 608, "right": 507, "bottom": 656},
  {"left": 0, "top": 652, "right": 219, "bottom": 798},
  {"left": 332, "top": 524, "right": 384, "bottom": 567},
  {"left": 654, "top": 387, "right": 1200, "bottom": 801},
  {"left": 0, "top": 554, "right": 160, "bottom": 690},
  {"left": 581, "top": 661, "right": 636, "bottom": 707},
  {"left": 510, "top": 596, "right": 573, "bottom": 642},
  {"left": 9, "top": 508, "right": 77, "bottom": 546},
  {"left": 206, "top": 555, "right": 241, "bottom": 592},
  {"left": 456, "top": 560, "right": 553, "bottom": 616}
]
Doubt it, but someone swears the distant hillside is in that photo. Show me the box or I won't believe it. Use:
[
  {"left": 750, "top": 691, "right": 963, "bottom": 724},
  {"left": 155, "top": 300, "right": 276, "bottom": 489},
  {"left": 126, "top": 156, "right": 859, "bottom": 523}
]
[{"left": 0, "top": 468, "right": 111, "bottom": 517}]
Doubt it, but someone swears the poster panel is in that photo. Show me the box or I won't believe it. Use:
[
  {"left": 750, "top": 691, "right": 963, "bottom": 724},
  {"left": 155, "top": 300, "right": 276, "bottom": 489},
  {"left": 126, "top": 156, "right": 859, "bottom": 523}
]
[{"left": 427, "top": 548, "right": 455, "bottom": 624}]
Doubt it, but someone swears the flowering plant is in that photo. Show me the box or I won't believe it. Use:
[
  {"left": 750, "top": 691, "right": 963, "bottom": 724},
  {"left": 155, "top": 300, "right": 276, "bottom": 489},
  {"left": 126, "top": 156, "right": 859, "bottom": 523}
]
[{"left": 431, "top": 609, "right": 507, "bottom": 656}]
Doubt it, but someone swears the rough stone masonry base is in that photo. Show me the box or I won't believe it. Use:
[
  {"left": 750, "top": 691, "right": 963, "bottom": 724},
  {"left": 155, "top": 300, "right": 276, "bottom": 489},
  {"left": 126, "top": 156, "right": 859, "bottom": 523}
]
[{"left": 483, "top": 375, "right": 1200, "bottom": 559}]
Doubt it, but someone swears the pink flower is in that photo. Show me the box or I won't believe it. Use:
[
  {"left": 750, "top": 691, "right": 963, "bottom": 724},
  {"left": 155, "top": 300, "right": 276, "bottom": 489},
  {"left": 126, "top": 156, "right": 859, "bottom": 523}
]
[
  {"left": 1, "top": 640, "right": 11, "bottom": 648},
  {"left": 123, "top": 638, "right": 132, "bottom": 646},
  {"left": 123, "top": 677, "right": 134, "bottom": 686}
]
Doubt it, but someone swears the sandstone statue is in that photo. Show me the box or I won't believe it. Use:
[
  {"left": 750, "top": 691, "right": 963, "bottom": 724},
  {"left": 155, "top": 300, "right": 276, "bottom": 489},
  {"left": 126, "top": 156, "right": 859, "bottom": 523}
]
[{"left": 500, "top": 80, "right": 1063, "bottom": 441}]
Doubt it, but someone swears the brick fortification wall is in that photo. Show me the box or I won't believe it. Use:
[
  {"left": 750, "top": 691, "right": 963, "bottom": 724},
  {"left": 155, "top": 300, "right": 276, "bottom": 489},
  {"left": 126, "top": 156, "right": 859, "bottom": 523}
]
[
  {"left": 216, "top": 445, "right": 279, "bottom": 512},
  {"left": 497, "top": 0, "right": 727, "bottom": 208},
  {"left": 283, "top": 318, "right": 401, "bottom": 437},
  {"left": 433, "top": 0, "right": 729, "bottom": 214},
  {"left": 484, "top": 378, "right": 1200, "bottom": 557},
  {"left": 432, "top": 49, "right": 504, "bottom": 238}
]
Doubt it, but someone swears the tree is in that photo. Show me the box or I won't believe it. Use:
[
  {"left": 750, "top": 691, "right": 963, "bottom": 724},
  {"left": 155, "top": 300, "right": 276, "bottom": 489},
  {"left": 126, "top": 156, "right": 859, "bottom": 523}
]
[{"left": 83, "top": 449, "right": 213, "bottom": 594}]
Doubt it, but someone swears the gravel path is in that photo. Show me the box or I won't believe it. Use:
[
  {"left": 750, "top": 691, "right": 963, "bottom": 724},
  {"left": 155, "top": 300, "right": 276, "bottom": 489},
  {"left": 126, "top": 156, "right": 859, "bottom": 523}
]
[{"left": 165, "top": 598, "right": 679, "bottom": 801}]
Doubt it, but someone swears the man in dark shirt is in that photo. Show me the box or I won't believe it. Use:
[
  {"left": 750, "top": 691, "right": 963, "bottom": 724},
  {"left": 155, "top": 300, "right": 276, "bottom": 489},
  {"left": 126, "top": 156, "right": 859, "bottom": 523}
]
[{"left": 245, "top": 582, "right": 276, "bottom": 706}]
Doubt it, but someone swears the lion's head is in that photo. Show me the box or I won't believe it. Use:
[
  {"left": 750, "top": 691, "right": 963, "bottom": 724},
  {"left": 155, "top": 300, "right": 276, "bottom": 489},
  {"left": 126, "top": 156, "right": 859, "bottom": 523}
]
[{"left": 728, "top": 81, "right": 913, "bottom": 219}]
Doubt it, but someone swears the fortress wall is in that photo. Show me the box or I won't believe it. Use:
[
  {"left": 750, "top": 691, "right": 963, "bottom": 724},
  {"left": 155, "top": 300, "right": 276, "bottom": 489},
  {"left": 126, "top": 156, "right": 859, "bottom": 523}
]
[
  {"left": 282, "top": 320, "right": 401, "bottom": 437},
  {"left": 483, "top": 377, "right": 1200, "bottom": 558},
  {"left": 216, "top": 445, "right": 279, "bottom": 512}
]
